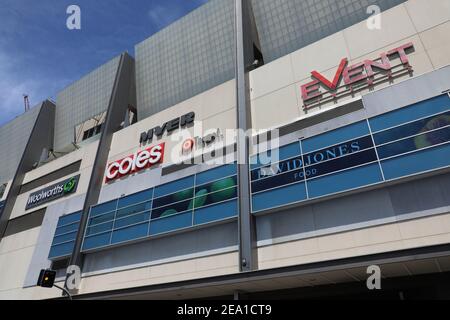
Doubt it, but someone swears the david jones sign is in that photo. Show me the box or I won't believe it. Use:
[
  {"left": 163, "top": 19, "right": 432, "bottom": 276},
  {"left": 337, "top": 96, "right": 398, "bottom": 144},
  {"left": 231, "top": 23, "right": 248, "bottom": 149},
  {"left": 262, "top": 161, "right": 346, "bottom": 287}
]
[
  {"left": 105, "top": 143, "right": 165, "bottom": 183},
  {"left": 301, "top": 42, "right": 414, "bottom": 109},
  {"left": 26, "top": 175, "right": 79, "bottom": 210}
]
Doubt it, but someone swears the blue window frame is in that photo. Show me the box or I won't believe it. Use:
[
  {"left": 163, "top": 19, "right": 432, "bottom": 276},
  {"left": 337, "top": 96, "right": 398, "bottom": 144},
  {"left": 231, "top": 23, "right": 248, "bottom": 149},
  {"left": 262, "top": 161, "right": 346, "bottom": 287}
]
[
  {"left": 302, "top": 121, "right": 370, "bottom": 153},
  {"left": 117, "top": 189, "right": 153, "bottom": 208},
  {"left": 369, "top": 94, "right": 450, "bottom": 132},
  {"left": 196, "top": 164, "right": 237, "bottom": 185},
  {"left": 54, "top": 164, "right": 240, "bottom": 255},
  {"left": 373, "top": 110, "right": 450, "bottom": 145},
  {"left": 154, "top": 176, "right": 195, "bottom": 198},
  {"left": 377, "top": 126, "right": 450, "bottom": 159},
  {"left": 250, "top": 142, "right": 301, "bottom": 170},
  {"left": 252, "top": 183, "right": 307, "bottom": 213},
  {"left": 111, "top": 222, "right": 149, "bottom": 245},
  {"left": 116, "top": 201, "right": 152, "bottom": 219},
  {"left": 149, "top": 211, "right": 193, "bottom": 236},
  {"left": 48, "top": 211, "right": 82, "bottom": 259},
  {"left": 86, "top": 221, "right": 114, "bottom": 236},
  {"left": 194, "top": 199, "right": 238, "bottom": 225},
  {"left": 307, "top": 163, "right": 383, "bottom": 199},
  {"left": 250, "top": 94, "right": 450, "bottom": 214},
  {"left": 381, "top": 143, "right": 450, "bottom": 180},
  {"left": 90, "top": 200, "right": 117, "bottom": 217}
]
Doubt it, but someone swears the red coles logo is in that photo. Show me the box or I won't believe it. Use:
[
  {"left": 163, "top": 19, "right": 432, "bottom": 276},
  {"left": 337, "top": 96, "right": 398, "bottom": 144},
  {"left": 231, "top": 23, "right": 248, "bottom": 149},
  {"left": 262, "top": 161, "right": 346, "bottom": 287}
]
[{"left": 105, "top": 143, "right": 165, "bottom": 183}]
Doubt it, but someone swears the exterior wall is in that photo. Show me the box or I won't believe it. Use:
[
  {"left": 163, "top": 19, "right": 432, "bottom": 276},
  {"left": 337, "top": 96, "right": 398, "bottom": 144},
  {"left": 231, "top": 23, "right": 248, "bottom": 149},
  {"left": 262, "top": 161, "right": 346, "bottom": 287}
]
[
  {"left": 258, "top": 212, "right": 450, "bottom": 270},
  {"left": 1, "top": 0, "right": 450, "bottom": 300},
  {"left": 0, "top": 139, "right": 99, "bottom": 299},
  {"left": 0, "top": 104, "right": 41, "bottom": 185},
  {"left": 251, "top": 0, "right": 406, "bottom": 63},
  {"left": 135, "top": 0, "right": 235, "bottom": 120},
  {"left": 54, "top": 56, "right": 121, "bottom": 153},
  {"left": 250, "top": 0, "right": 450, "bottom": 130},
  {"left": 107, "top": 79, "right": 236, "bottom": 176},
  {"left": 9, "top": 141, "right": 98, "bottom": 220}
]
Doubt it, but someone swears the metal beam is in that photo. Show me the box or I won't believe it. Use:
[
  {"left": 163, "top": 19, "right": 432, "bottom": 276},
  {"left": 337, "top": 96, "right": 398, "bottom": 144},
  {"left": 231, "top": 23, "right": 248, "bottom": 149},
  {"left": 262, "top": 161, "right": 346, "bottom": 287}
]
[
  {"left": 65, "top": 53, "right": 135, "bottom": 293},
  {"left": 235, "top": 0, "right": 261, "bottom": 272}
]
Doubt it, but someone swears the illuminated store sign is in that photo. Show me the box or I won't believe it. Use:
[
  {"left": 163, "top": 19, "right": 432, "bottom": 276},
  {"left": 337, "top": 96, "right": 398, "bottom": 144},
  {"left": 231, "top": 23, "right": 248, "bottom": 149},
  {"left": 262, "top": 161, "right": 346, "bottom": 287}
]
[
  {"left": 105, "top": 143, "right": 165, "bottom": 183},
  {"left": 26, "top": 175, "right": 79, "bottom": 210},
  {"left": 301, "top": 43, "right": 414, "bottom": 109},
  {"left": 140, "top": 112, "right": 195, "bottom": 144}
]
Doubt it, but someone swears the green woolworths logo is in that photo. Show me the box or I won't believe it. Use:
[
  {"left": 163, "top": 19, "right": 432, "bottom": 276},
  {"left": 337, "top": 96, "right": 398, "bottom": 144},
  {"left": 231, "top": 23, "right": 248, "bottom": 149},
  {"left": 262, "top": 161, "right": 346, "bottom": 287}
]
[{"left": 63, "top": 178, "right": 77, "bottom": 193}]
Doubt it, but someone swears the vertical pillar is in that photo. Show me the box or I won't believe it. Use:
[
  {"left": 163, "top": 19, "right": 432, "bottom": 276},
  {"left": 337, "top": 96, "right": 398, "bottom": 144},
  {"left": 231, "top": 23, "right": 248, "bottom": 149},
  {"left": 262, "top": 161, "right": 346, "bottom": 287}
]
[
  {"left": 235, "top": 0, "right": 263, "bottom": 272},
  {"left": 0, "top": 101, "right": 55, "bottom": 241},
  {"left": 65, "top": 53, "right": 135, "bottom": 293}
]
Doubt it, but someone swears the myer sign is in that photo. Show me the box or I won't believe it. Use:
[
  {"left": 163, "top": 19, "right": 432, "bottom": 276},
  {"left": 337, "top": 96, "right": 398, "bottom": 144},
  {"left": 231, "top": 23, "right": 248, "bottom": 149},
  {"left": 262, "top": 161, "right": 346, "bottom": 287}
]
[{"left": 26, "top": 175, "right": 80, "bottom": 210}]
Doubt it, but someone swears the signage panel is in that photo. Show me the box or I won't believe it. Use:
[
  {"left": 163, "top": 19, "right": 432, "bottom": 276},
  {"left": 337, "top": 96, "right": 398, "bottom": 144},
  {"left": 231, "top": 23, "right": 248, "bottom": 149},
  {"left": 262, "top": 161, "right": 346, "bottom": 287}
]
[
  {"left": 26, "top": 175, "right": 80, "bottom": 210},
  {"left": 105, "top": 143, "right": 165, "bottom": 183},
  {"left": 301, "top": 43, "right": 414, "bottom": 109}
]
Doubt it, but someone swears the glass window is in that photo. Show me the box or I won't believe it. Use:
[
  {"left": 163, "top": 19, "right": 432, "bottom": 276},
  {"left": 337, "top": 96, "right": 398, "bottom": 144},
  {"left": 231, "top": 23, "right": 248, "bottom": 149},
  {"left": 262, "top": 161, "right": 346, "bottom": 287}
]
[
  {"left": 252, "top": 182, "right": 307, "bottom": 213},
  {"left": 194, "top": 199, "right": 238, "bottom": 225},
  {"left": 373, "top": 111, "right": 450, "bottom": 145},
  {"left": 111, "top": 222, "right": 149, "bottom": 245},
  {"left": 303, "top": 135, "right": 374, "bottom": 166},
  {"left": 251, "top": 155, "right": 303, "bottom": 181},
  {"left": 90, "top": 200, "right": 117, "bottom": 217},
  {"left": 302, "top": 121, "right": 370, "bottom": 153},
  {"left": 82, "top": 232, "right": 111, "bottom": 251},
  {"left": 48, "top": 241, "right": 75, "bottom": 259},
  {"left": 307, "top": 163, "right": 383, "bottom": 198},
  {"left": 195, "top": 176, "right": 237, "bottom": 194},
  {"left": 149, "top": 211, "right": 192, "bottom": 236},
  {"left": 251, "top": 167, "right": 305, "bottom": 193},
  {"left": 250, "top": 142, "right": 300, "bottom": 170},
  {"left": 117, "top": 189, "right": 153, "bottom": 208},
  {"left": 154, "top": 176, "right": 195, "bottom": 198},
  {"left": 151, "top": 199, "right": 192, "bottom": 220},
  {"left": 88, "top": 211, "right": 115, "bottom": 227},
  {"left": 193, "top": 186, "right": 237, "bottom": 209},
  {"left": 306, "top": 148, "right": 378, "bottom": 180},
  {"left": 381, "top": 143, "right": 450, "bottom": 180},
  {"left": 152, "top": 188, "right": 194, "bottom": 209},
  {"left": 369, "top": 94, "right": 450, "bottom": 132},
  {"left": 52, "top": 231, "right": 77, "bottom": 246},
  {"left": 57, "top": 211, "right": 81, "bottom": 227},
  {"left": 116, "top": 201, "right": 152, "bottom": 219},
  {"left": 114, "top": 211, "right": 151, "bottom": 229},
  {"left": 196, "top": 164, "right": 237, "bottom": 185},
  {"left": 86, "top": 221, "right": 114, "bottom": 236},
  {"left": 55, "top": 222, "right": 79, "bottom": 236},
  {"left": 377, "top": 126, "right": 450, "bottom": 159}
]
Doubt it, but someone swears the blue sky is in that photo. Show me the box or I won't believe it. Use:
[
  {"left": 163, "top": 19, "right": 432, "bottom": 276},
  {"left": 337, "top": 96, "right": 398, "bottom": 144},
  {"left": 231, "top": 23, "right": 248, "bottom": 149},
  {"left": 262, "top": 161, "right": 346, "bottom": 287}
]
[{"left": 0, "top": 0, "right": 208, "bottom": 126}]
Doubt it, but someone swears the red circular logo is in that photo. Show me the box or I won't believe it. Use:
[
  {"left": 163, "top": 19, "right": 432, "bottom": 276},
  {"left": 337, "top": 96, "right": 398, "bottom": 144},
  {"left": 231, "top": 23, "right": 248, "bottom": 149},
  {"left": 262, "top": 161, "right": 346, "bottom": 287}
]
[{"left": 182, "top": 138, "right": 195, "bottom": 153}]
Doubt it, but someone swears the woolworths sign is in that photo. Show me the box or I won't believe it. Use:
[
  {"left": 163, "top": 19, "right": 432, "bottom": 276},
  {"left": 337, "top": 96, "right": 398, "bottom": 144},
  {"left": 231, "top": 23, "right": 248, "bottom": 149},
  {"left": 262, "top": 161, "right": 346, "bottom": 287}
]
[{"left": 26, "top": 175, "right": 80, "bottom": 210}]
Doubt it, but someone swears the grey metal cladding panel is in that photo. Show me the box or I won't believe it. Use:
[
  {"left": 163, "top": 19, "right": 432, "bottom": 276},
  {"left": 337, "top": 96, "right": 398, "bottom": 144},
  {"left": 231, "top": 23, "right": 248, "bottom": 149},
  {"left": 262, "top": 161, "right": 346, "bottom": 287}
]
[
  {"left": 0, "top": 104, "right": 41, "bottom": 183},
  {"left": 389, "top": 173, "right": 450, "bottom": 215},
  {"left": 363, "top": 66, "right": 450, "bottom": 118},
  {"left": 257, "top": 172, "right": 450, "bottom": 243},
  {"left": 135, "top": 0, "right": 235, "bottom": 120},
  {"left": 82, "top": 221, "right": 238, "bottom": 275},
  {"left": 54, "top": 56, "right": 121, "bottom": 152},
  {"left": 251, "top": 0, "right": 407, "bottom": 63}
]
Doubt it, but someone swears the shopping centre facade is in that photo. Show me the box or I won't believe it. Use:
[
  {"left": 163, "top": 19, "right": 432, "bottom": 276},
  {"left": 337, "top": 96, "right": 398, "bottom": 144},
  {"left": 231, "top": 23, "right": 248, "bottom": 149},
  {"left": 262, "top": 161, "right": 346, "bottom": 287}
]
[{"left": 1, "top": 0, "right": 450, "bottom": 299}]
